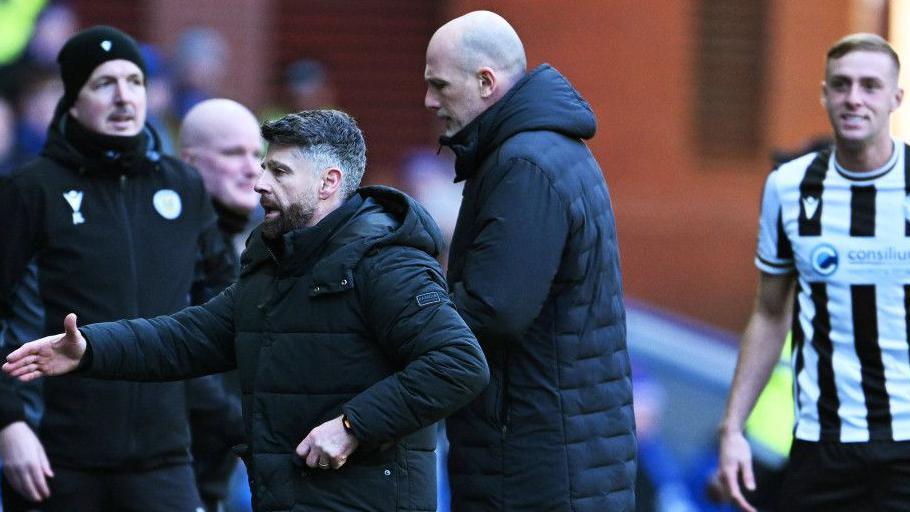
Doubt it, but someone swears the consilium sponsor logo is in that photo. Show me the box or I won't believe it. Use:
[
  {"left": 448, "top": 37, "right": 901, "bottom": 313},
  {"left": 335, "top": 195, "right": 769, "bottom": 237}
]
[
  {"left": 811, "top": 244, "right": 838, "bottom": 276},
  {"left": 847, "top": 247, "right": 910, "bottom": 264}
]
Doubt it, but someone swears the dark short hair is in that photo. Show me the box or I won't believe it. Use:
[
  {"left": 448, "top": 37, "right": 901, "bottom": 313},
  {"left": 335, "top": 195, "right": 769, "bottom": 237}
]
[
  {"left": 261, "top": 110, "right": 366, "bottom": 197},
  {"left": 827, "top": 33, "right": 900, "bottom": 75}
]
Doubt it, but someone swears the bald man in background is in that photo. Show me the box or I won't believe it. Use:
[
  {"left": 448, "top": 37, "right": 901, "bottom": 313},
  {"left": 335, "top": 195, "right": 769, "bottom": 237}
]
[
  {"left": 179, "top": 98, "right": 262, "bottom": 512},
  {"left": 424, "top": 11, "right": 636, "bottom": 511},
  {"left": 181, "top": 98, "right": 262, "bottom": 264}
]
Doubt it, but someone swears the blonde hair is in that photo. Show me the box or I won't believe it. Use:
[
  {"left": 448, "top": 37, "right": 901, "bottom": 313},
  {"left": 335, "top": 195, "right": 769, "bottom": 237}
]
[{"left": 826, "top": 33, "right": 900, "bottom": 75}]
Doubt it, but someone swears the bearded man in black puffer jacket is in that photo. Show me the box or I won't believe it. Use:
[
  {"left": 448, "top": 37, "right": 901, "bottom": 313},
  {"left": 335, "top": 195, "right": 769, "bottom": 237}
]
[{"left": 4, "top": 109, "right": 490, "bottom": 512}]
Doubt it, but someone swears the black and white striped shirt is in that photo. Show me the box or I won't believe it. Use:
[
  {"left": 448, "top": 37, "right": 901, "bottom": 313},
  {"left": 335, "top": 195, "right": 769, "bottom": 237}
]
[{"left": 756, "top": 141, "right": 910, "bottom": 442}]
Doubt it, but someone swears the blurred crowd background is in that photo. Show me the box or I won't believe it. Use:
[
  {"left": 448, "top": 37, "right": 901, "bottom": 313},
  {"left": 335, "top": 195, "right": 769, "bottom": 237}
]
[{"left": 2, "top": 0, "right": 909, "bottom": 510}]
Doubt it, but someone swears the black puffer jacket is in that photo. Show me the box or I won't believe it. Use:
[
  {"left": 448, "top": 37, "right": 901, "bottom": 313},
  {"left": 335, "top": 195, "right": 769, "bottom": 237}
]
[
  {"left": 441, "top": 64, "right": 636, "bottom": 511},
  {"left": 0, "top": 108, "right": 233, "bottom": 469},
  {"left": 82, "top": 186, "right": 490, "bottom": 511}
]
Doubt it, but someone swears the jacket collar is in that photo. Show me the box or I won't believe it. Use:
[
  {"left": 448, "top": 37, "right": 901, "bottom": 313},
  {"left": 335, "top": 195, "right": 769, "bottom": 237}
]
[
  {"left": 41, "top": 98, "right": 162, "bottom": 177},
  {"left": 438, "top": 86, "right": 510, "bottom": 183},
  {"left": 246, "top": 186, "right": 442, "bottom": 296},
  {"left": 439, "top": 64, "right": 596, "bottom": 183},
  {"left": 263, "top": 193, "right": 365, "bottom": 271}
]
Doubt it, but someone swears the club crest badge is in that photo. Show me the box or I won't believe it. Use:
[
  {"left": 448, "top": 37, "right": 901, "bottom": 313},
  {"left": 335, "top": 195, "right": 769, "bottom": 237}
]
[
  {"left": 153, "top": 189, "right": 182, "bottom": 220},
  {"left": 63, "top": 190, "right": 85, "bottom": 225}
]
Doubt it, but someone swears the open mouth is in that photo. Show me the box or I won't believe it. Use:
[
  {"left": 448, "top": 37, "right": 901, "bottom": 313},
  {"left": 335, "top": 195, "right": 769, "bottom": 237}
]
[
  {"left": 109, "top": 111, "right": 134, "bottom": 122},
  {"left": 261, "top": 202, "right": 280, "bottom": 219},
  {"left": 108, "top": 117, "right": 135, "bottom": 129}
]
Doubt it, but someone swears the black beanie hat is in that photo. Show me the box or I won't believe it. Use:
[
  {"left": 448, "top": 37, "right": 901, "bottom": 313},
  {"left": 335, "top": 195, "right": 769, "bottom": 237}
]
[{"left": 57, "top": 25, "right": 147, "bottom": 108}]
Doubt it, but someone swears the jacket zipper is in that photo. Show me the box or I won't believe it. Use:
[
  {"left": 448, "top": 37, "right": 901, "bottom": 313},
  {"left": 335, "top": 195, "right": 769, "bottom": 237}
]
[
  {"left": 499, "top": 347, "right": 510, "bottom": 435},
  {"left": 118, "top": 174, "right": 139, "bottom": 291},
  {"left": 118, "top": 173, "right": 140, "bottom": 458}
]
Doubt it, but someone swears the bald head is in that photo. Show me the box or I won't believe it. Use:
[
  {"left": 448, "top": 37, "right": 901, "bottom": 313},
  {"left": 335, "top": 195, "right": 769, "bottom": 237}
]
[
  {"left": 424, "top": 11, "right": 527, "bottom": 136},
  {"left": 180, "top": 98, "right": 259, "bottom": 149},
  {"left": 180, "top": 98, "right": 262, "bottom": 213},
  {"left": 431, "top": 10, "right": 526, "bottom": 87}
]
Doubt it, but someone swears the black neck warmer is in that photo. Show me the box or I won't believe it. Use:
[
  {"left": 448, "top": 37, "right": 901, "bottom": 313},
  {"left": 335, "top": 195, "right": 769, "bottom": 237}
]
[{"left": 64, "top": 116, "right": 148, "bottom": 175}]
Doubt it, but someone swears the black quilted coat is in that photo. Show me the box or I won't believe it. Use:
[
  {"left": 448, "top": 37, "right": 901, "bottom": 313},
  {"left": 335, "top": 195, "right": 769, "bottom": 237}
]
[
  {"left": 441, "top": 64, "right": 637, "bottom": 511},
  {"left": 82, "top": 187, "right": 490, "bottom": 511}
]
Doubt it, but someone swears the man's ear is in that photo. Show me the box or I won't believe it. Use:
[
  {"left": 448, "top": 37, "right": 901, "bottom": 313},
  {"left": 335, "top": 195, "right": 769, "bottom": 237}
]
[
  {"left": 320, "top": 167, "right": 343, "bottom": 199},
  {"left": 478, "top": 67, "right": 496, "bottom": 99}
]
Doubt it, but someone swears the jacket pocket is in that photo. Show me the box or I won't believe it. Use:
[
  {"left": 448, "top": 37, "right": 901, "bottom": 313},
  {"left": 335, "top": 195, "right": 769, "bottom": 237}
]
[
  {"left": 476, "top": 366, "right": 508, "bottom": 430},
  {"left": 294, "top": 460, "right": 398, "bottom": 511},
  {"left": 494, "top": 347, "right": 511, "bottom": 432}
]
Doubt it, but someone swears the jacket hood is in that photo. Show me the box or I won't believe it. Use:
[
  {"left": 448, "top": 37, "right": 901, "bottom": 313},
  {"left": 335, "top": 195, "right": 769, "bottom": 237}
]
[
  {"left": 348, "top": 185, "right": 445, "bottom": 257},
  {"left": 441, "top": 64, "right": 597, "bottom": 182},
  {"left": 244, "top": 185, "right": 445, "bottom": 294},
  {"left": 40, "top": 97, "right": 163, "bottom": 174}
]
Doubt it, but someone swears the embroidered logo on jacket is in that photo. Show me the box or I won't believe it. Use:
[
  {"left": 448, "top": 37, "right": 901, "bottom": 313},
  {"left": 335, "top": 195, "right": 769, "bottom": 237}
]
[
  {"left": 416, "top": 291, "right": 442, "bottom": 307},
  {"left": 153, "top": 189, "right": 182, "bottom": 220},
  {"left": 63, "top": 190, "right": 85, "bottom": 225}
]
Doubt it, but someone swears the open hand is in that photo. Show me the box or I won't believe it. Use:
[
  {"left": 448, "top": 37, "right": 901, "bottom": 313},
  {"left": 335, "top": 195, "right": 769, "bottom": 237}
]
[{"left": 3, "top": 313, "right": 86, "bottom": 382}]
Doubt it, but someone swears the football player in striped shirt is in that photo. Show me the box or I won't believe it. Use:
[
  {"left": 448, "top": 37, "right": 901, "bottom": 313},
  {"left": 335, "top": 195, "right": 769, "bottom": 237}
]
[{"left": 718, "top": 33, "right": 910, "bottom": 511}]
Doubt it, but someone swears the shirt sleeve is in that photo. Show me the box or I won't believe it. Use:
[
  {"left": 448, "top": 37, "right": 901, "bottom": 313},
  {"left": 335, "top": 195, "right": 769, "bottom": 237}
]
[
  {"left": 0, "top": 175, "right": 44, "bottom": 428},
  {"left": 0, "top": 174, "right": 44, "bottom": 319},
  {"left": 0, "top": 382, "right": 26, "bottom": 428},
  {"left": 0, "top": 263, "right": 44, "bottom": 428},
  {"left": 755, "top": 170, "right": 795, "bottom": 275}
]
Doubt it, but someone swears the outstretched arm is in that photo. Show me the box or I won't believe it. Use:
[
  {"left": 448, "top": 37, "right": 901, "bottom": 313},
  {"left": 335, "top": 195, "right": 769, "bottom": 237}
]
[
  {"left": 2, "top": 313, "right": 85, "bottom": 382},
  {"left": 717, "top": 272, "right": 794, "bottom": 512},
  {"left": 8, "top": 287, "right": 236, "bottom": 384}
]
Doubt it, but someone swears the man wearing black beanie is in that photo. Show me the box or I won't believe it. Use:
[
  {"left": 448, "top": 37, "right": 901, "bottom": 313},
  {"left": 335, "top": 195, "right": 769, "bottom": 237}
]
[
  {"left": 57, "top": 25, "right": 148, "bottom": 111},
  {"left": 0, "top": 25, "right": 234, "bottom": 511}
]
